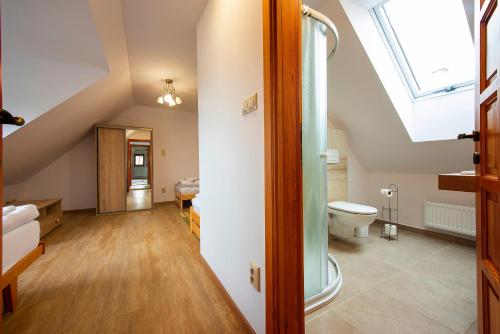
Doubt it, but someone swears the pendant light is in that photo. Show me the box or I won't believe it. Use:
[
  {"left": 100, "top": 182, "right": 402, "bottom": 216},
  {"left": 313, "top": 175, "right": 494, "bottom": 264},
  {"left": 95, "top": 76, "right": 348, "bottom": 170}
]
[{"left": 157, "top": 79, "right": 183, "bottom": 107}]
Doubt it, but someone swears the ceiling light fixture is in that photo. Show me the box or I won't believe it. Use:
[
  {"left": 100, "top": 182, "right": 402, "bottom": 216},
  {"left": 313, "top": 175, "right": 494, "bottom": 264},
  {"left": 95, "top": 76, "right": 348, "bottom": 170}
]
[{"left": 157, "top": 79, "right": 183, "bottom": 107}]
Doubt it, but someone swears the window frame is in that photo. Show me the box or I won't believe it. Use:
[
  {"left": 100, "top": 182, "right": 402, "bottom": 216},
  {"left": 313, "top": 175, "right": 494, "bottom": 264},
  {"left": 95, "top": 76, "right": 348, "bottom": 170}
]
[
  {"left": 134, "top": 154, "right": 145, "bottom": 167},
  {"left": 371, "top": 1, "right": 474, "bottom": 100}
]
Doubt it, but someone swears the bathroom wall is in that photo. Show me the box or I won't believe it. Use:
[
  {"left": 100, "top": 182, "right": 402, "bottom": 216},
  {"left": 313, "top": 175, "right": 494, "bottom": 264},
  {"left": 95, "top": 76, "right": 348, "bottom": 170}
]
[
  {"left": 329, "top": 123, "right": 476, "bottom": 234},
  {"left": 327, "top": 127, "right": 348, "bottom": 202}
]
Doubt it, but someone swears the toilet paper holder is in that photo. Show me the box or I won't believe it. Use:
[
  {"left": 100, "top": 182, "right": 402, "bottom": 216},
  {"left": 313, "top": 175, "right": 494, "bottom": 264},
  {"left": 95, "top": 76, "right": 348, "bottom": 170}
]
[{"left": 380, "top": 184, "right": 399, "bottom": 241}]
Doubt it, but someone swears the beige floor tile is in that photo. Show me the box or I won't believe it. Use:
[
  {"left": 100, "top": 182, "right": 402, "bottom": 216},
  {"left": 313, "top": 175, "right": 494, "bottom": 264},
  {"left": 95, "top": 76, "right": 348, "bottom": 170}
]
[
  {"left": 306, "top": 310, "right": 360, "bottom": 334},
  {"left": 333, "top": 289, "right": 458, "bottom": 334},
  {"left": 309, "top": 225, "right": 477, "bottom": 334},
  {"left": 375, "top": 270, "right": 476, "bottom": 333}
]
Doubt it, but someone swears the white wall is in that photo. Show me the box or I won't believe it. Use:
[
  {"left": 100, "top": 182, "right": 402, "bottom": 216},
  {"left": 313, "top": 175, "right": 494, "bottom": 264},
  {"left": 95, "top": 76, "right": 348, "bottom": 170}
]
[
  {"left": 4, "top": 105, "right": 199, "bottom": 210},
  {"left": 367, "top": 173, "right": 475, "bottom": 231},
  {"left": 197, "top": 1, "right": 265, "bottom": 332},
  {"left": 4, "top": 136, "right": 96, "bottom": 209},
  {"left": 110, "top": 105, "right": 199, "bottom": 203}
]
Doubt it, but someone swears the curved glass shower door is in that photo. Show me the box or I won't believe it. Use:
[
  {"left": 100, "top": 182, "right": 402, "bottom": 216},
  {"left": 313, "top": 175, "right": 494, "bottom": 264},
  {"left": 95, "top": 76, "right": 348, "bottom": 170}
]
[{"left": 302, "top": 15, "right": 329, "bottom": 300}]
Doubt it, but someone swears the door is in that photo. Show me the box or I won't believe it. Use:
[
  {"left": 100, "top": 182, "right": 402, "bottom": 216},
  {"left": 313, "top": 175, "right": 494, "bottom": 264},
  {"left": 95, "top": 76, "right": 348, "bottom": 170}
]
[
  {"left": 476, "top": 0, "right": 500, "bottom": 332},
  {"left": 97, "top": 127, "right": 126, "bottom": 213}
]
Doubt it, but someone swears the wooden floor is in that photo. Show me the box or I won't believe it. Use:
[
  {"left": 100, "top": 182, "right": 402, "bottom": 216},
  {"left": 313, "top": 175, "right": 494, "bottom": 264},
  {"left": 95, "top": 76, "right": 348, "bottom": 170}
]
[{"left": 3, "top": 204, "right": 249, "bottom": 334}]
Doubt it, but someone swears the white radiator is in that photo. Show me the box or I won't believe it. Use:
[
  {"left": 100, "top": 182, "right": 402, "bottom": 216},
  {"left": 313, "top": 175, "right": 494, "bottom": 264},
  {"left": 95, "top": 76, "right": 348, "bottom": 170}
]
[{"left": 424, "top": 201, "right": 476, "bottom": 237}]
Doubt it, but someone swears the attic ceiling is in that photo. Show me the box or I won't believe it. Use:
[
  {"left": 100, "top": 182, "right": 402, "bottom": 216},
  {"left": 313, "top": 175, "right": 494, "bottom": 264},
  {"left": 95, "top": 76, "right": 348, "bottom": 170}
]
[
  {"left": 320, "top": 0, "right": 474, "bottom": 174},
  {"left": 1, "top": 0, "right": 109, "bottom": 137},
  {"left": 121, "top": 0, "right": 207, "bottom": 112}
]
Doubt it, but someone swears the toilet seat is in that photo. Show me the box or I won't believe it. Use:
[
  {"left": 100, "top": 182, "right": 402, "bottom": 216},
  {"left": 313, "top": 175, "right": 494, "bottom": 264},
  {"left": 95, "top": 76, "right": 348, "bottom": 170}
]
[{"left": 328, "top": 201, "right": 377, "bottom": 215}]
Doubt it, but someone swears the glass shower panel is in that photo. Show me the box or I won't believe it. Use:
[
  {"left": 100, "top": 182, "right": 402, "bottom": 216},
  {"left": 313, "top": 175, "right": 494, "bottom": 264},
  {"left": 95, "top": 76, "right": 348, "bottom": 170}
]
[{"left": 302, "top": 15, "right": 329, "bottom": 299}]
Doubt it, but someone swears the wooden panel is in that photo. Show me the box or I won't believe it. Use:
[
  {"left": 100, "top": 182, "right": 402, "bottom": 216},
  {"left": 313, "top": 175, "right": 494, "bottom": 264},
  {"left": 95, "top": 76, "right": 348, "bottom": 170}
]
[
  {"left": 98, "top": 128, "right": 126, "bottom": 213},
  {"left": 486, "top": 4, "right": 499, "bottom": 83},
  {"left": 488, "top": 284, "right": 500, "bottom": 334},
  {"left": 486, "top": 192, "right": 500, "bottom": 273},
  {"left": 263, "top": 0, "right": 305, "bottom": 332},
  {"left": 485, "top": 96, "right": 498, "bottom": 177},
  {"left": 438, "top": 173, "right": 478, "bottom": 192}
]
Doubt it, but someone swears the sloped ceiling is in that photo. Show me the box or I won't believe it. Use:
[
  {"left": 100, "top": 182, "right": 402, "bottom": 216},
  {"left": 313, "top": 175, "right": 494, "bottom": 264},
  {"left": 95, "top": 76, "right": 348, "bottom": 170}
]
[
  {"left": 1, "top": 0, "right": 109, "bottom": 137},
  {"left": 121, "top": 0, "right": 207, "bottom": 112},
  {"left": 3, "top": 0, "right": 134, "bottom": 185},
  {"left": 320, "top": 0, "right": 474, "bottom": 174}
]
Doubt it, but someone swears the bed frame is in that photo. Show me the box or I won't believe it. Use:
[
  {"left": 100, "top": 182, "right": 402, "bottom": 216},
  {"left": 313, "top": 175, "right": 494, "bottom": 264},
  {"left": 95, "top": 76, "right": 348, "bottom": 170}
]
[
  {"left": 189, "top": 207, "right": 200, "bottom": 239},
  {"left": 175, "top": 190, "right": 197, "bottom": 210},
  {"left": 1, "top": 242, "right": 45, "bottom": 313}
]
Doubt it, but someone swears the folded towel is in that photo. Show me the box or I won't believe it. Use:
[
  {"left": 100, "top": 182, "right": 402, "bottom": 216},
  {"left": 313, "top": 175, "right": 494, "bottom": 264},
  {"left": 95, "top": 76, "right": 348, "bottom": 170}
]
[
  {"left": 2, "top": 206, "right": 16, "bottom": 216},
  {"left": 3, "top": 204, "right": 39, "bottom": 235}
]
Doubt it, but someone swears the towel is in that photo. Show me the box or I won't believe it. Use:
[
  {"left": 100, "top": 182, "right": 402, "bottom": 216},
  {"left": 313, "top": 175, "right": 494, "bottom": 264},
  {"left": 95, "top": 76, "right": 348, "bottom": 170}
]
[
  {"left": 2, "top": 206, "right": 16, "bottom": 216},
  {"left": 3, "top": 204, "right": 39, "bottom": 235}
]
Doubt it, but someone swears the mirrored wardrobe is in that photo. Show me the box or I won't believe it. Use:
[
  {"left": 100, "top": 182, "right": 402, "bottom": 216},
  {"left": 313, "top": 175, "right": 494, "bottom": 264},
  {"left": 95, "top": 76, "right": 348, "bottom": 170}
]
[{"left": 96, "top": 125, "right": 153, "bottom": 214}]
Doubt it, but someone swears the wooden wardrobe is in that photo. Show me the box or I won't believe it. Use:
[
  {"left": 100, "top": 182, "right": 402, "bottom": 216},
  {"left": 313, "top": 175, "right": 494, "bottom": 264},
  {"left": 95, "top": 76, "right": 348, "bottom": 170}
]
[{"left": 96, "top": 125, "right": 153, "bottom": 214}]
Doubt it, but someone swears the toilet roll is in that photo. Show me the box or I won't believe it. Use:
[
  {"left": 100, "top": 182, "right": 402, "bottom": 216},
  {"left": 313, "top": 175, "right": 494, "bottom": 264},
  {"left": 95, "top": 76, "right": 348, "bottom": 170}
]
[
  {"left": 384, "top": 224, "right": 397, "bottom": 236},
  {"left": 380, "top": 188, "right": 393, "bottom": 198}
]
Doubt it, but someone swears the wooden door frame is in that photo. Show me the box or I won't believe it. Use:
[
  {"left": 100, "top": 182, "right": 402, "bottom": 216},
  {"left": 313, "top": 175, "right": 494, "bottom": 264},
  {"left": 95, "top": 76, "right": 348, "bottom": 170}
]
[
  {"left": 475, "top": 0, "right": 500, "bottom": 333},
  {"left": 263, "top": 0, "right": 304, "bottom": 333},
  {"left": 127, "top": 139, "right": 152, "bottom": 191}
]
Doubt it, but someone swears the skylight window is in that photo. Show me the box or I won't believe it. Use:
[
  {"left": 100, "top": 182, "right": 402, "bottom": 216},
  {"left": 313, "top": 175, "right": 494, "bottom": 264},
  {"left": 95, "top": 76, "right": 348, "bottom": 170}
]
[{"left": 372, "top": 0, "right": 475, "bottom": 99}]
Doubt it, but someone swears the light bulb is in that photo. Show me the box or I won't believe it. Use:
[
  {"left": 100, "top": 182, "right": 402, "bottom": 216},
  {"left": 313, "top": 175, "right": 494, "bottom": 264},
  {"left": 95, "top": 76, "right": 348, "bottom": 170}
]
[
  {"left": 168, "top": 100, "right": 176, "bottom": 107},
  {"left": 157, "top": 96, "right": 164, "bottom": 104},
  {"left": 175, "top": 97, "right": 183, "bottom": 105},
  {"left": 164, "top": 93, "right": 174, "bottom": 103}
]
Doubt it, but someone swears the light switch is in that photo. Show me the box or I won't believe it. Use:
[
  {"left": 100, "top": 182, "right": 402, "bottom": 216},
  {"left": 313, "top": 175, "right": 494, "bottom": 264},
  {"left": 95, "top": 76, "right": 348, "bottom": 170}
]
[
  {"left": 161, "top": 149, "right": 166, "bottom": 156},
  {"left": 242, "top": 93, "right": 258, "bottom": 115}
]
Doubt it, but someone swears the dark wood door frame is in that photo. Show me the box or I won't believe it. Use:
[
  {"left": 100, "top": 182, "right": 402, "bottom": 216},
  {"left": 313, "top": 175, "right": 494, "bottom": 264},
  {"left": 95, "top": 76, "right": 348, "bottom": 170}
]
[
  {"left": 263, "top": 0, "right": 304, "bottom": 333},
  {"left": 475, "top": 0, "right": 500, "bottom": 332},
  {"left": 127, "top": 139, "right": 152, "bottom": 191}
]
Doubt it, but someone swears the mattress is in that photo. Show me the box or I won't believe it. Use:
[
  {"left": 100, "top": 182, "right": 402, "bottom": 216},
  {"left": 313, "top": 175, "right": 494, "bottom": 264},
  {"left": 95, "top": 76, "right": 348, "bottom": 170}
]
[
  {"left": 175, "top": 184, "right": 199, "bottom": 194},
  {"left": 3, "top": 221, "right": 40, "bottom": 274},
  {"left": 191, "top": 197, "right": 201, "bottom": 214}
]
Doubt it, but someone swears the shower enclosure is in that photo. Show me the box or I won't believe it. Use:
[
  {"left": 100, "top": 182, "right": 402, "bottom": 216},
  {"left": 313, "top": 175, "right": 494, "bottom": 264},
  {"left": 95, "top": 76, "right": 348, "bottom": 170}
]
[{"left": 301, "top": 5, "right": 342, "bottom": 314}]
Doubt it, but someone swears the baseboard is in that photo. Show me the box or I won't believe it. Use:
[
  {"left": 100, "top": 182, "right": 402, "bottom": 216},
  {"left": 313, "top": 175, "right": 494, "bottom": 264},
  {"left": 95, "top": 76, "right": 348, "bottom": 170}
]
[
  {"left": 199, "top": 256, "right": 256, "bottom": 334},
  {"left": 153, "top": 201, "right": 175, "bottom": 208},
  {"left": 374, "top": 219, "right": 475, "bottom": 247},
  {"left": 63, "top": 208, "right": 96, "bottom": 215}
]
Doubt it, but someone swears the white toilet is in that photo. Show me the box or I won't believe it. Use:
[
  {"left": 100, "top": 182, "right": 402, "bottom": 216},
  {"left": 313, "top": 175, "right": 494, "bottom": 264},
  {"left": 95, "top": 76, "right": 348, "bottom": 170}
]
[{"left": 328, "top": 201, "right": 378, "bottom": 238}]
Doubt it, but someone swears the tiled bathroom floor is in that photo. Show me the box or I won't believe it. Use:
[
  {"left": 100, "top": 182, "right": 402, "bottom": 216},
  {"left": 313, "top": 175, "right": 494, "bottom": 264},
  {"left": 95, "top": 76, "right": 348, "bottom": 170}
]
[{"left": 306, "top": 225, "right": 477, "bottom": 334}]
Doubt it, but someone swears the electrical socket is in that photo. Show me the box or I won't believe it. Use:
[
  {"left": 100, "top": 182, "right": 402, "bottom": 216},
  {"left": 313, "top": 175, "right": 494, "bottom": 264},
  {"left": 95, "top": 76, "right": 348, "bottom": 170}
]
[{"left": 249, "top": 262, "right": 261, "bottom": 292}]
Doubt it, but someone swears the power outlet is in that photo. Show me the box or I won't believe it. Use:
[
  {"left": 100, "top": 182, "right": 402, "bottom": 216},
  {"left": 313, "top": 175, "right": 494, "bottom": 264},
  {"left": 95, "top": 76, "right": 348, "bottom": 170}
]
[
  {"left": 161, "top": 188, "right": 166, "bottom": 194},
  {"left": 249, "top": 262, "right": 261, "bottom": 292}
]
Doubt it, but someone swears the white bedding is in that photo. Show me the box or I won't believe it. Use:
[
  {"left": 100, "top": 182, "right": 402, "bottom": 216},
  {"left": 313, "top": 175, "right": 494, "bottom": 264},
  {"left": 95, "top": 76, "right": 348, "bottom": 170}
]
[
  {"left": 2, "top": 220, "right": 40, "bottom": 274},
  {"left": 192, "top": 196, "right": 200, "bottom": 214},
  {"left": 176, "top": 184, "right": 199, "bottom": 194},
  {"left": 3, "top": 204, "right": 39, "bottom": 234}
]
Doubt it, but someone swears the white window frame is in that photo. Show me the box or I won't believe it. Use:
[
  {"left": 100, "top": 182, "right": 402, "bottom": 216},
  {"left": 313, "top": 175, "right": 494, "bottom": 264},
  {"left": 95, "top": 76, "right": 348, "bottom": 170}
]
[{"left": 371, "top": 2, "right": 474, "bottom": 100}]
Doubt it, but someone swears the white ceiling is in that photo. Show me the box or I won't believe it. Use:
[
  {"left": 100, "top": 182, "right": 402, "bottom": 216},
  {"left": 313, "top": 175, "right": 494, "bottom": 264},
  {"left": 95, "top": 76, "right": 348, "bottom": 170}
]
[
  {"left": 1, "top": 0, "right": 109, "bottom": 137},
  {"left": 121, "top": 0, "right": 208, "bottom": 112}
]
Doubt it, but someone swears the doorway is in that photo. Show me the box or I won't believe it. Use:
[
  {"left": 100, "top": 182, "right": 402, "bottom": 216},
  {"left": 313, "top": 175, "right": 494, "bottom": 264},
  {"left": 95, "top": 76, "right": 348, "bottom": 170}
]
[{"left": 126, "top": 129, "right": 153, "bottom": 211}]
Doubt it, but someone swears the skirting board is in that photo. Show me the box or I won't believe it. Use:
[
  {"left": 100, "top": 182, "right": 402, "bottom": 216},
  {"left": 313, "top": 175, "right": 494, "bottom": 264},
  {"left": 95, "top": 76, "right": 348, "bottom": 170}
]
[
  {"left": 200, "top": 256, "right": 256, "bottom": 334},
  {"left": 374, "top": 219, "right": 475, "bottom": 247}
]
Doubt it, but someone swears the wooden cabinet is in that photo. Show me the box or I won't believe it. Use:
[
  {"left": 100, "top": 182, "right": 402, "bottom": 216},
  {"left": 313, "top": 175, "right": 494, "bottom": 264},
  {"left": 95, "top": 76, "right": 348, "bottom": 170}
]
[{"left": 7, "top": 199, "right": 63, "bottom": 238}]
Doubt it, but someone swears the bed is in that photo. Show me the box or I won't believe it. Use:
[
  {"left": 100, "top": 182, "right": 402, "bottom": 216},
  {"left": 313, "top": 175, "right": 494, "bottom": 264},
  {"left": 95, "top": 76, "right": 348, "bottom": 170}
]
[
  {"left": 175, "top": 178, "right": 199, "bottom": 209},
  {"left": 189, "top": 195, "right": 200, "bottom": 239},
  {"left": 2, "top": 205, "right": 45, "bottom": 313}
]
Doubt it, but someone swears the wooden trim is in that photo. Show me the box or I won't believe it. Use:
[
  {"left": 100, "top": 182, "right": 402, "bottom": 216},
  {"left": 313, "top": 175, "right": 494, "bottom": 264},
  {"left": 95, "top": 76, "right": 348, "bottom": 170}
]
[
  {"left": 374, "top": 219, "right": 476, "bottom": 247},
  {"left": 263, "top": 0, "right": 304, "bottom": 332},
  {"left": 1, "top": 242, "right": 45, "bottom": 313},
  {"left": 63, "top": 208, "right": 96, "bottom": 215},
  {"left": 95, "top": 124, "right": 153, "bottom": 132},
  {"left": 199, "top": 256, "right": 256, "bottom": 334}
]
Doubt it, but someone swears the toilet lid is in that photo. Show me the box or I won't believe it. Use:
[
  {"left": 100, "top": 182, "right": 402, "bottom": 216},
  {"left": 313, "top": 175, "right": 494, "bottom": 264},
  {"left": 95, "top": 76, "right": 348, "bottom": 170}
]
[{"left": 328, "top": 201, "right": 378, "bottom": 215}]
